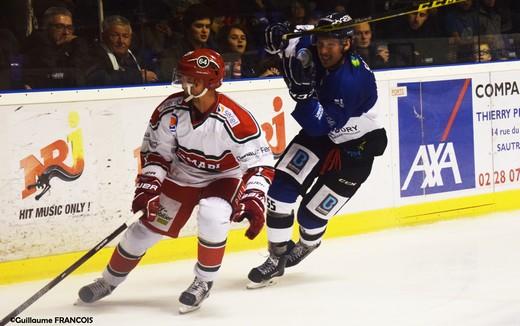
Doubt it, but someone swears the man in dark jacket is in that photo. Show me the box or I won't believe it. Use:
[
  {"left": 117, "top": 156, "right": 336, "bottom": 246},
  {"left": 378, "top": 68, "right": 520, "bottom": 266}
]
[
  {"left": 22, "top": 6, "right": 89, "bottom": 89},
  {"left": 86, "top": 15, "right": 158, "bottom": 86}
]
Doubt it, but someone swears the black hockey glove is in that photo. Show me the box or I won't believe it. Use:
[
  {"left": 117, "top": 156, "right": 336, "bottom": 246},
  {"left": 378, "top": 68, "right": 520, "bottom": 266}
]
[
  {"left": 265, "top": 22, "right": 290, "bottom": 54},
  {"left": 282, "top": 47, "right": 316, "bottom": 101}
]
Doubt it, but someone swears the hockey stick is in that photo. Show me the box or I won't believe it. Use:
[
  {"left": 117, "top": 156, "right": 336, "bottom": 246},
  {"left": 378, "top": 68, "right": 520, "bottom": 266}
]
[
  {"left": 282, "top": 0, "right": 468, "bottom": 40},
  {"left": 0, "top": 211, "right": 143, "bottom": 326}
]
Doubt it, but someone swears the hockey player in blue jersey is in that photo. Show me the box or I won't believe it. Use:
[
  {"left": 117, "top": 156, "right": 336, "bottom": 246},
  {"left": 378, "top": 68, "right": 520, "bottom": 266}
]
[{"left": 248, "top": 13, "right": 388, "bottom": 288}]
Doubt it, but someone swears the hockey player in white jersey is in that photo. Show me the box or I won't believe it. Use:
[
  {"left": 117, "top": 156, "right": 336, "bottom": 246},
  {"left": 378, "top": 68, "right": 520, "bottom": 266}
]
[
  {"left": 247, "top": 13, "right": 387, "bottom": 288},
  {"left": 78, "top": 48, "right": 274, "bottom": 313}
]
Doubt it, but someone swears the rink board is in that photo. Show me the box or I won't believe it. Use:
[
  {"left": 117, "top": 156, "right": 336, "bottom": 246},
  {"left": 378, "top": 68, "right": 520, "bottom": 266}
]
[{"left": 1, "top": 61, "right": 520, "bottom": 284}]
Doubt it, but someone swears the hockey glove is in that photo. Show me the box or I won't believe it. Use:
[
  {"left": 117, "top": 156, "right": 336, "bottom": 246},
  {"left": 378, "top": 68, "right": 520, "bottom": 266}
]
[
  {"left": 231, "top": 189, "right": 266, "bottom": 240},
  {"left": 132, "top": 175, "right": 162, "bottom": 222},
  {"left": 282, "top": 47, "right": 316, "bottom": 101},
  {"left": 265, "top": 22, "right": 290, "bottom": 54}
]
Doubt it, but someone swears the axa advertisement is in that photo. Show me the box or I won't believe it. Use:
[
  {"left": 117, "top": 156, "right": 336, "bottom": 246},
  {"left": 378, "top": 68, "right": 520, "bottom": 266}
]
[{"left": 394, "top": 71, "right": 520, "bottom": 201}]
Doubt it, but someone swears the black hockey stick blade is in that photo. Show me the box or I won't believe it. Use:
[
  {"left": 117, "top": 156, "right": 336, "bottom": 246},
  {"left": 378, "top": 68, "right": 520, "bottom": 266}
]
[
  {"left": 282, "top": 0, "right": 468, "bottom": 40},
  {"left": 0, "top": 211, "right": 143, "bottom": 326}
]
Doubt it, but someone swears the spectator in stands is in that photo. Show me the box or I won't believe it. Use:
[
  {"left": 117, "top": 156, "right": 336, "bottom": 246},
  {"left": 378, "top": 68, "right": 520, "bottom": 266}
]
[
  {"left": 443, "top": 0, "right": 479, "bottom": 41},
  {"left": 477, "top": 0, "right": 505, "bottom": 56},
  {"left": 378, "top": 4, "right": 444, "bottom": 66},
  {"left": 478, "top": 0, "right": 502, "bottom": 35},
  {"left": 353, "top": 22, "right": 392, "bottom": 69},
  {"left": 158, "top": 3, "right": 217, "bottom": 82},
  {"left": 210, "top": 15, "right": 227, "bottom": 37},
  {"left": 445, "top": 0, "right": 505, "bottom": 60},
  {"left": 217, "top": 24, "right": 280, "bottom": 78},
  {"left": 133, "top": 3, "right": 182, "bottom": 73},
  {"left": 378, "top": 1, "right": 442, "bottom": 40},
  {"left": 22, "top": 6, "right": 89, "bottom": 89},
  {"left": 85, "top": 15, "right": 158, "bottom": 86},
  {"left": 474, "top": 37, "right": 494, "bottom": 62},
  {"left": 237, "top": 0, "right": 276, "bottom": 52}
]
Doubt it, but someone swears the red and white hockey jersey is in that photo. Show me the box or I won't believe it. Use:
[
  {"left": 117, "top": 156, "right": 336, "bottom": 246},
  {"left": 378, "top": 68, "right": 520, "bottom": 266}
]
[{"left": 140, "top": 92, "right": 274, "bottom": 187}]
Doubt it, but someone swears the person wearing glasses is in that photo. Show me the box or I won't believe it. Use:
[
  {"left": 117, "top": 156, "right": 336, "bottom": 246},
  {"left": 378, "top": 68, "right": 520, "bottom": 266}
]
[{"left": 21, "top": 6, "right": 89, "bottom": 89}]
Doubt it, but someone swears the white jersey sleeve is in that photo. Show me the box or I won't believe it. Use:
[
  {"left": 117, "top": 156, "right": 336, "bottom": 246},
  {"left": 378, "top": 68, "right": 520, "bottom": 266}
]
[
  {"left": 214, "top": 94, "right": 275, "bottom": 172},
  {"left": 140, "top": 94, "right": 183, "bottom": 182}
]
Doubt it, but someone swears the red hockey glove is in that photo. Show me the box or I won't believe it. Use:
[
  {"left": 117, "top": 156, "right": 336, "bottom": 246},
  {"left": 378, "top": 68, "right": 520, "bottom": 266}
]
[
  {"left": 132, "top": 175, "right": 162, "bottom": 222},
  {"left": 232, "top": 189, "right": 266, "bottom": 240}
]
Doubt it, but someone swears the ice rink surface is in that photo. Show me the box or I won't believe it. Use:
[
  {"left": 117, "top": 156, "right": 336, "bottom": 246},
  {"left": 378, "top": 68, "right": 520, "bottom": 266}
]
[{"left": 1, "top": 210, "right": 520, "bottom": 326}]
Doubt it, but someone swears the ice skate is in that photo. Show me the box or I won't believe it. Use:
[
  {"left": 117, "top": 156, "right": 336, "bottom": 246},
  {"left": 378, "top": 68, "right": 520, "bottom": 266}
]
[
  {"left": 178, "top": 277, "right": 213, "bottom": 314},
  {"left": 247, "top": 254, "right": 288, "bottom": 289},
  {"left": 285, "top": 241, "right": 320, "bottom": 268},
  {"left": 77, "top": 278, "right": 115, "bottom": 304}
]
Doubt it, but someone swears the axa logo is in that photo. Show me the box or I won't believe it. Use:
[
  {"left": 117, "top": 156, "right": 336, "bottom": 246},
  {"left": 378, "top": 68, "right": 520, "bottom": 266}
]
[
  {"left": 401, "top": 142, "right": 461, "bottom": 191},
  {"left": 398, "top": 78, "right": 474, "bottom": 197},
  {"left": 20, "top": 111, "right": 85, "bottom": 200}
]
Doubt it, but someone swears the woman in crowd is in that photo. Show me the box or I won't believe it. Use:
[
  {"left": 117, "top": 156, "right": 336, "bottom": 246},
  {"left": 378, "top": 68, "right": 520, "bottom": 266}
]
[{"left": 216, "top": 24, "right": 280, "bottom": 78}]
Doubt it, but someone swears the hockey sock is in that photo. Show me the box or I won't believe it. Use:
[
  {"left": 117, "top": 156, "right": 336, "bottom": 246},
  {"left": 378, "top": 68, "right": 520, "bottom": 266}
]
[
  {"left": 299, "top": 225, "right": 326, "bottom": 247},
  {"left": 103, "top": 244, "right": 144, "bottom": 286},
  {"left": 195, "top": 237, "right": 226, "bottom": 281}
]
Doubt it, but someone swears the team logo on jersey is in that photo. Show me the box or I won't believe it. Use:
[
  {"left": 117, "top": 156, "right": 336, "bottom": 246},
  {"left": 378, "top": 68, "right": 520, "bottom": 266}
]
[
  {"left": 169, "top": 114, "right": 178, "bottom": 132},
  {"left": 350, "top": 55, "right": 360, "bottom": 68},
  {"left": 398, "top": 78, "right": 475, "bottom": 197},
  {"left": 287, "top": 149, "right": 309, "bottom": 174},
  {"left": 316, "top": 194, "right": 339, "bottom": 215},
  {"left": 20, "top": 111, "right": 85, "bottom": 200}
]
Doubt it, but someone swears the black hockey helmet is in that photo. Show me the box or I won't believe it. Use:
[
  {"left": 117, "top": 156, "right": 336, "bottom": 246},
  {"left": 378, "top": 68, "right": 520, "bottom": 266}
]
[{"left": 311, "top": 12, "right": 354, "bottom": 43}]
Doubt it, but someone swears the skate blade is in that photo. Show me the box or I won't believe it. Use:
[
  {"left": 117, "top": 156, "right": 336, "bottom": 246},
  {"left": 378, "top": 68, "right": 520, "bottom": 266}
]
[
  {"left": 246, "top": 279, "right": 276, "bottom": 289},
  {"left": 179, "top": 304, "right": 201, "bottom": 314}
]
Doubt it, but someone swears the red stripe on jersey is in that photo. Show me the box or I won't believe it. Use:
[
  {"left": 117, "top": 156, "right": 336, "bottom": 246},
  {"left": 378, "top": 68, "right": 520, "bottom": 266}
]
[
  {"left": 142, "top": 152, "right": 170, "bottom": 171},
  {"left": 176, "top": 147, "right": 239, "bottom": 172}
]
